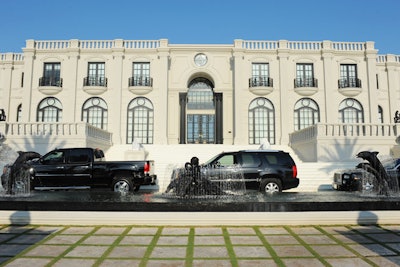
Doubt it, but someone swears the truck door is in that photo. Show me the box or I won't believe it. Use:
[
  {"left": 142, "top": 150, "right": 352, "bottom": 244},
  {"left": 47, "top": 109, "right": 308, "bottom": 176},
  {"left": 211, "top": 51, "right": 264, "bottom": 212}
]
[
  {"left": 63, "top": 149, "right": 92, "bottom": 186},
  {"left": 34, "top": 150, "right": 66, "bottom": 186}
]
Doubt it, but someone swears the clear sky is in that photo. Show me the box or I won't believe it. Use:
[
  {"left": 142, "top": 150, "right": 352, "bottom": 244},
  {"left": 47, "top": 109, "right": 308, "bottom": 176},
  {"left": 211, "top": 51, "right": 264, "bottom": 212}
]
[{"left": 1, "top": 0, "right": 399, "bottom": 54}]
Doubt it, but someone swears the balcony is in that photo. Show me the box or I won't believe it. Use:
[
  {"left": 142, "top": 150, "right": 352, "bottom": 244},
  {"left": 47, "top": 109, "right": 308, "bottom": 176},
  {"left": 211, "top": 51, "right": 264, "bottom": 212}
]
[
  {"left": 338, "top": 78, "right": 362, "bottom": 96},
  {"left": 38, "top": 77, "right": 63, "bottom": 95},
  {"left": 83, "top": 76, "right": 108, "bottom": 95},
  {"left": 294, "top": 78, "right": 318, "bottom": 96},
  {"left": 248, "top": 76, "right": 273, "bottom": 95},
  {"left": 128, "top": 76, "right": 153, "bottom": 95}
]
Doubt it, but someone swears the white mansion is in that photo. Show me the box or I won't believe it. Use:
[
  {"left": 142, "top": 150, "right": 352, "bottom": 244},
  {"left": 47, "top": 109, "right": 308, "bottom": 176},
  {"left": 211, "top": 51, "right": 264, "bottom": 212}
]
[{"left": 1, "top": 38, "right": 400, "bottom": 191}]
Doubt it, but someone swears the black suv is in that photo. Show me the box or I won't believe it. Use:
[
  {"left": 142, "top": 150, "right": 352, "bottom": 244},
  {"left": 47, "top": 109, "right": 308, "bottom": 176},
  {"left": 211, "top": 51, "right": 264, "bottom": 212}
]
[{"left": 201, "top": 150, "right": 299, "bottom": 193}]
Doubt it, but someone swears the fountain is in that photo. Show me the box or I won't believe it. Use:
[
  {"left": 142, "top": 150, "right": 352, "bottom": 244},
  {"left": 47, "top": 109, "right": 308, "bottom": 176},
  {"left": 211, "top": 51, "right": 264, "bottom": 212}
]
[
  {"left": 0, "top": 137, "right": 41, "bottom": 196},
  {"left": 356, "top": 151, "right": 400, "bottom": 196},
  {"left": 164, "top": 156, "right": 246, "bottom": 198}
]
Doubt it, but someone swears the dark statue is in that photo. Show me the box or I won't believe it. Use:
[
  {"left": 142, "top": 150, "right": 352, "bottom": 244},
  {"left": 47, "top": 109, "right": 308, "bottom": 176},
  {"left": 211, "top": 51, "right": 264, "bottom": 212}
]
[
  {"left": 165, "top": 156, "right": 225, "bottom": 197},
  {"left": 394, "top": 111, "right": 400, "bottom": 123},
  {"left": 356, "top": 151, "right": 390, "bottom": 196},
  {"left": 5, "top": 151, "right": 41, "bottom": 194}
]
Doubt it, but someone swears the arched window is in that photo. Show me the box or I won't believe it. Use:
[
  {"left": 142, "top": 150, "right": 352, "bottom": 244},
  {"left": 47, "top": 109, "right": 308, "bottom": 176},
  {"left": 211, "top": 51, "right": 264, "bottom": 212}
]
[
  {"left": 37, "top": 97, "right": 62, "bottom": 122},
  {"left": 294, "top": 98, "right": 320, "bottom": 130},
  {"left": 82, "top": 97, "right": 108, "bottom": 130},
  {"left": 249, "top": 97, "right": 275, "bottom": 145},
  {"left": 127, "top": 97, "right": 153, "bottom": 144},
  {"left": 186, "top": 77, "right": 215, "bottom": 144},
  {"left": 339, "top": 98, "right": 364, "bottom": 123}
]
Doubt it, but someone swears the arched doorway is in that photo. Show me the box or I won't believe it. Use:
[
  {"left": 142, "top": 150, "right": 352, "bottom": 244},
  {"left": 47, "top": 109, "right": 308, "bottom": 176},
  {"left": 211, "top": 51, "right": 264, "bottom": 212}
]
[{"left": 179, "top": 77, "right": 223, "bottom": 144}]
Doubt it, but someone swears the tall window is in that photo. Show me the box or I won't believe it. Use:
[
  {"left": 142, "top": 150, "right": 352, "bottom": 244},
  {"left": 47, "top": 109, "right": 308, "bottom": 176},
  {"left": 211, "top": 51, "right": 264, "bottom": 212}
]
[
  {"left": 249, "top": 98, "right": 275, "bottom": 145},
  {"left": 378, "top": 105, "right": 383, "bottom": 123},
  {"left": 339, "top": 64, "right": 359, "bottom": 88},
  {"left": 131, "top": 62, "right": 151, "bottom": 86},
  {"left": 251, "top": 63, "right": 271, "bottom": 86},
  {"left": 186, "top": 78, "right": 215, "bottom": 144},
  {"left": 16, "top": 104, "right": 22, "bottom": 122},
  {"left": 86, "top": 62, "right": 106, "bottom": 86},
  {"left": 339, "top": 98, "right": 364, "bottom": 123},
  {"left": 37, "top": 97, "right": 62, "bottom": 122},
  {"left": 40, "top": 63, "right": 61, "bottom": 86},
  {"left": 294, "top": 98, "right": 320, "bottom": 130},
  {"left": 82, "top": 97, "right": 108, "bottom": 130},
  {"left": 295, "top": 63, "right": 315, "bottom": 87},
  {"left": 127, "top": 97, "right": 153, "bottom": 144}
]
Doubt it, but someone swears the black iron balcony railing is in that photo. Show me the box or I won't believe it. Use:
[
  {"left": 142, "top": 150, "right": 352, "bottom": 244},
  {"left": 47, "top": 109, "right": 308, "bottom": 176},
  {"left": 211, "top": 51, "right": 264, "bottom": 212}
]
[
  {"left": 249, "top": 76, "right": 273, "bottom": 87},
  {"left": 83, "top": 76, "right": 107, "bottom": 87},
  {"left": 338, "top": 78, "right": 362, "bottom": 88},
  {"left": 294, "top": 78, "right": 318, "bottom": 88},
  {"left": 39, "top": 77, "right": 63, "bottom": 87},
  {"left": 129, "top": 76, "right": 153, "bottom": 87}
]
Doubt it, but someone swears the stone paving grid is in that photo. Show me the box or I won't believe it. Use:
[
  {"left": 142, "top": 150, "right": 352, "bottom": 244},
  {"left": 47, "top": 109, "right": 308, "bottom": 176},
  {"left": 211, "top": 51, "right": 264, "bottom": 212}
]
[{"left": 0, "top": 225, "right": 400, "bottom": 266}]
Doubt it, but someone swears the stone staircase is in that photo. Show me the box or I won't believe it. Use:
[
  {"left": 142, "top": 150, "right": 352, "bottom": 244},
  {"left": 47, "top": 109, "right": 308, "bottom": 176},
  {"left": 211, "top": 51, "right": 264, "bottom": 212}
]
[{"left": 106, "top": 144, "right": 360, "bottom": 192}]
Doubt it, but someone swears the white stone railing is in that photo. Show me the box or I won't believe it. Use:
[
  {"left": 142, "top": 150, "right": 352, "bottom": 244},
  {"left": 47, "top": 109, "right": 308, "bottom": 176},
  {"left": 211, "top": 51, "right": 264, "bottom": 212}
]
[
  {"left": 124, "top": 40, "right": 160, "bottom": 49},
  {"left": 289, "top": 123, "right": 400, "bottom": 144},
  {"left": 240, "top": 40, "right": 367, "bottom": 51},
  {"left": 29, "top": 39, "right": 161, "bottom": 50},
  {"left": 0, "top": 53, "right": 24, "bottom": 61},
  {"left": 0, "top": 122, "right": 112, "bottom": 144}
]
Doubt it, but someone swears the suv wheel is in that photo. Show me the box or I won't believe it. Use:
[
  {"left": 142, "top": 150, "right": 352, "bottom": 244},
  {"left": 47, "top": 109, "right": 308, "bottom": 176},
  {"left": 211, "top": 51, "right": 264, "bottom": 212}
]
[{"left": 260, "top": 178, "right": 282, "bottom": 193}]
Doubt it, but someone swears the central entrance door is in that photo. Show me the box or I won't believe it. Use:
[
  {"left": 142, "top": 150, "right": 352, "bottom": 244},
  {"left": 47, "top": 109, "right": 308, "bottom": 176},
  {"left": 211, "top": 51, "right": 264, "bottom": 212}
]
[
  {"left": 179, "top": 77, "right": 223, "bottom": 144},
  {"left": 187, "top": 114, "right": 215, "bottom": 144}
]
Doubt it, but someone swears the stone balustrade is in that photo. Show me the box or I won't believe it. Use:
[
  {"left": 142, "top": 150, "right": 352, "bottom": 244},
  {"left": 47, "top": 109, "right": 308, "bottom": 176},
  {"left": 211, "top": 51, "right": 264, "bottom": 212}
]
[{"left": 0, "top": 122, "right": 112, "bottom": 144}]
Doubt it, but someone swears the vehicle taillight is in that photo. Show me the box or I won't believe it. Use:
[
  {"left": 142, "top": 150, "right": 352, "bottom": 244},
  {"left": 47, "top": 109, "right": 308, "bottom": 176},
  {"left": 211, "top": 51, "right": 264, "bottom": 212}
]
[
  {"left": 292, "top": 165, "right": 297, "bottom": 178},
  {"left": 144, "top": 162, "right": 150, "bottom": 174}
]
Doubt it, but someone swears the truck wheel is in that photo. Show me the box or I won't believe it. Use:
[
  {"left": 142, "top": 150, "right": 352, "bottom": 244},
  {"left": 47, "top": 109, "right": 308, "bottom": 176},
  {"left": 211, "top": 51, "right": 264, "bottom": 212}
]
[
  {"left": 112, "top": 178, "right": 133, "bottom": 194},
  {"left": 260, "top": 178, "right": 282, "bottom": 193}
]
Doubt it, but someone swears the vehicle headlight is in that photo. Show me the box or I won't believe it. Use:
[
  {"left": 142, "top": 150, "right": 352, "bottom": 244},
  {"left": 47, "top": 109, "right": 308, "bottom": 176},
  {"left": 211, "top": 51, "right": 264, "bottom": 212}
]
[{"left": 343, "top": 174, "right": 350, "bottom": 179}]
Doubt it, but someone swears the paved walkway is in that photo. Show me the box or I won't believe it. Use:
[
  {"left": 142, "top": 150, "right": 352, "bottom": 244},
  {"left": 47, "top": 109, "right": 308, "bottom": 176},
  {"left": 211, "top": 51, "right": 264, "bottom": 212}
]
[{"left": 1, "top": 224, "right": 400, "bottom": 267}]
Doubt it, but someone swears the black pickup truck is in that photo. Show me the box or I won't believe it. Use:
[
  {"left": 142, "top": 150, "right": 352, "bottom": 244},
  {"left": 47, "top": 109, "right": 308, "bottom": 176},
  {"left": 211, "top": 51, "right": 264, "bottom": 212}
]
[{"left": 1, "top": 147, "right": 156, "bottom": 194}]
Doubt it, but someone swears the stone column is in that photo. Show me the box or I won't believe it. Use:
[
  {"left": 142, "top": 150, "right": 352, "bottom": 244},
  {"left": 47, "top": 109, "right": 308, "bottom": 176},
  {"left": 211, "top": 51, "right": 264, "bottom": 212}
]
[
  {"left": 67, "top": 39, "right": 79, "bottom": 122},
  {"left": 21, "top": 40, "right": 35, "bottom": 122},
  {"left": 365, "top": 42, "right": 379, "bottom": 123},
  {"left": 157, "top": 39, "right": 169, "bottom": 144},
  {"left": 386, "top": 54, "right": 400, "bottom": 123},
  {"left": 110, "top": 39, "right": 124, "bottom": 144},
  {"left": 321, "top": 41, "right": 336, "bottom": 123},
  {"left": 1, "top": 54, "right": 14, "bottom": 121},
  {"left": 277, "top": 40, "right": 290, "bottom": 145},
  {"left": 232, "top": 39, "right": 246, "bottom": 145}
]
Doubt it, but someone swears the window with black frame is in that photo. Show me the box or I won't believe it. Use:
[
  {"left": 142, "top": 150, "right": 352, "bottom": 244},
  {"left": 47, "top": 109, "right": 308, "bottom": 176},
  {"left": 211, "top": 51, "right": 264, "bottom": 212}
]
[
  {"left": 85, "top": 62, "right": 106, "bottom": 86},
  {"left": 251, "top": 63, "right": 271, "bottom": 87},
  {"left": 82, "top": 97, "right": 108, "bottom": 130},
  {"left": 40, "top": 63, "right": 61, "bottom": 87},
  {"left": 248, "top": 97, "right": 275, "bottom": 145},
  {"left": 339, "top": 64, "right": 360, "bottom": 88},
  {"left": 294, "top": 98, "right": 320, "bottom": 130},
  {"left": 295, "top": 63, "right": 315, "bottom": 87},
  {"left": 131, "top": 62, "right": 151, "bottom": 86}
]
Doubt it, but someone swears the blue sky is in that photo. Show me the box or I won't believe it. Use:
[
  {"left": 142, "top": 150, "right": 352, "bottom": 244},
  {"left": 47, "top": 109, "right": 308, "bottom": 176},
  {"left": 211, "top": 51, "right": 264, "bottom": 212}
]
[{"left": 1, "top": 0, "right": 399, "bottom": 54}]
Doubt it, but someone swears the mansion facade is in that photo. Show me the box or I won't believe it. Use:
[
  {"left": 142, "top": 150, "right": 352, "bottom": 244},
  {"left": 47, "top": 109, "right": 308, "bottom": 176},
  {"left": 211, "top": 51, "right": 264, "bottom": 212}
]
[{"left": 1, "top": 39, "right": 400, "bottom": 163}]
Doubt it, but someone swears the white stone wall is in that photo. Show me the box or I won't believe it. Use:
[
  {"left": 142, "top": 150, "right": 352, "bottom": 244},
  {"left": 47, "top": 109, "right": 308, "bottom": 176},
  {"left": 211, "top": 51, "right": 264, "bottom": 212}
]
[{"left": 1, "top": 39, "right": 400, "bottom": 150}]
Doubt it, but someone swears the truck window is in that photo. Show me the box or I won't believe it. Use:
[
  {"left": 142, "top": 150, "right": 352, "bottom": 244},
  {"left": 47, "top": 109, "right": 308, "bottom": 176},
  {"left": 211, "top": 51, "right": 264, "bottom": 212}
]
[
  {"left": 68, "top": 149, "right": 90, "bottom": 164},
  {"left": 43, "top": 151, "right": 65, "bottom": 164}
]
